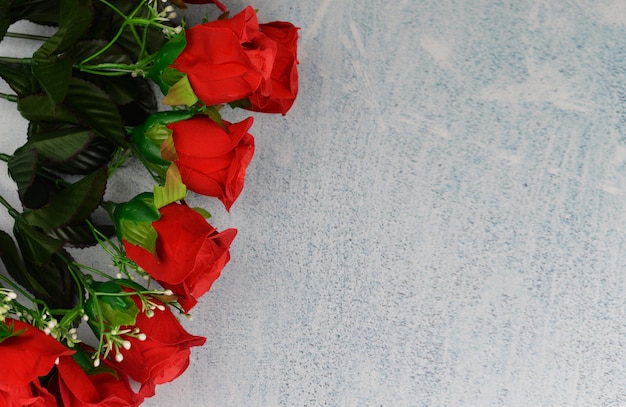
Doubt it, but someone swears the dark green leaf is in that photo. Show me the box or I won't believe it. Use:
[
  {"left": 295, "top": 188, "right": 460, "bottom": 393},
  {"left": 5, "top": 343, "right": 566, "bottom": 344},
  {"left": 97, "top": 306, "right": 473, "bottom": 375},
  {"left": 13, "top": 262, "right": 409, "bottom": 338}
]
[
  {"left": 23, "top": 167, "right": 107, "bottom": 231},
  {"left": 51, "top": 137, "right": 116, "bottom": 175},
  {"left": 0, "top": 229, "right": 26, "bottom": 280},
  {"left": 0, "top": 61, "right": 41, "bottom": 98},
  {"left": 26, "top": 126, "right": 92, "bottom": 163},
  {"left": 17, "top": 93, "right": 80, "bottom": 123},
  {"left": 33, "top": 0, "right": 93, "bottom": 60},
  {"left": 8, "top": 148, "right": 37, "bottom": 202},
  {"left": 49, "top": 220, "right": 115, "bottom": 247},
  {"left": 63, "top": 78, "right": 125, "bottom": 145},
  {"left": 0, "top": 0, "right": 11, "bottom": 43},
  {"left": 14, "top": 217, "right": 65, "bottom": 266},
  {"left": 9, "top": 0, "right": 61, "bottom": 26},
  {"left": 31, "top": 56, "right": 72, "bottom": 104}
]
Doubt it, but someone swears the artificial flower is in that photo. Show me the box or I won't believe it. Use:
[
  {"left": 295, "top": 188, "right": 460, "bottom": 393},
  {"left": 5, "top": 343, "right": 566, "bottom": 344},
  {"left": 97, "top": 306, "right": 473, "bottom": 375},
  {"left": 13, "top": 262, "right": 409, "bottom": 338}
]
[
  {"left": 113, "top": 294, "right": 206, "bottom": 397},
  {"left": 123, "top": 202, "right": 237, "bottom": 312},
  {"left": 248, "top": 21, "right": 300, "bottom": 114},
  {"left": 50, "top": 351, "right": 143, "bottom": 407},
  {"left": 0, "top": 379, "right": 57, "bottom": 407},
  {"left": 0, "top": 318, "right": 73, "bottom": 406},
  {"left": 168, "top": 115, "right": 255, "bottom": 210},
  {"left": 171, "top": 6, "right": 277, "bottom": 106}
]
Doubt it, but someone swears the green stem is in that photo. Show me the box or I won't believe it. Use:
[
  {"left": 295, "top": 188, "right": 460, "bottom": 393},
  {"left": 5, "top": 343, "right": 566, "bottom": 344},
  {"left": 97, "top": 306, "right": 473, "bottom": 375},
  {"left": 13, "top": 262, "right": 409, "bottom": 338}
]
[
  {"left": 72, "top": 262, "right": 115, "bottom": 281},
  {"left": 4, "top": 32, "right": 50, "bottom": 41},
  {"left": 0, "top": 153, "right": 11, "bottom": 162},
  {"left": 0, "top": 56, "right": 33, "bottom": 65},
  {"left": 0, "top": 195, "right": 19, "bottom": 218},
  {"left": 0, "top": 93, "right": 18, "bottom": 103},
  {"left": 0, "top": 274, "right": 36, "bottom": 303}
]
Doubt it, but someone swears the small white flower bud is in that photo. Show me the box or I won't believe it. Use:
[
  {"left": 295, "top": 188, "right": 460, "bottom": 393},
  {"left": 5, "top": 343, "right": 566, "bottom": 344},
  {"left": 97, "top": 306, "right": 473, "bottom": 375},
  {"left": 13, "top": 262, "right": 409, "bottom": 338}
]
[
  {"left": 82, "top": 314, "right": 89, "bottom": 321},
  {"left": 163, "top": 289, "right": 174, "bottom": 296},
  {"left": 115, "top": 353, "right": 124, "bottom": 362},
  {"left": 122, "top": 340, "right": 131, "bottom": 350},
  {"left": 93, "top": 358, "right": 100, "bottom": 368}
]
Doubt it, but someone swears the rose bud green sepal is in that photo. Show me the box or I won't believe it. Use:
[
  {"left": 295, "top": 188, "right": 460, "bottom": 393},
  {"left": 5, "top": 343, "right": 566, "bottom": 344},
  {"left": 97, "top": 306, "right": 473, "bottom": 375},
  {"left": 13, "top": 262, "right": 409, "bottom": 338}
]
[
  {"left": 146, "top": 32, "right": 199, "bottom": 106},
  {"left": 111, "top": 193, "right": 161, "bottom": 257},
  {"left": 131, "top": 110, "right": 196, "bottom": 173}
]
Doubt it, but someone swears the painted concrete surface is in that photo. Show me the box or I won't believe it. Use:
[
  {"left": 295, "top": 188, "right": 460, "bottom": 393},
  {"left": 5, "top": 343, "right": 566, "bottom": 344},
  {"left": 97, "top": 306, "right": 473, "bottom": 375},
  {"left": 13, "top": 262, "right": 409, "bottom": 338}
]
[{"left": 3, "top": 1, "right": 626, "bottom": 406}]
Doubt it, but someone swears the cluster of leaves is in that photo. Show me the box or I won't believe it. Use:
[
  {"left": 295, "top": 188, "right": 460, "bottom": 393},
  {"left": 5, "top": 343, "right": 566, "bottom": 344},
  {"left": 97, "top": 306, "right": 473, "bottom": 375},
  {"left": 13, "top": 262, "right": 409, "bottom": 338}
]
[{"left": 0, "top": 0, "right": 167, "bottom": 311}]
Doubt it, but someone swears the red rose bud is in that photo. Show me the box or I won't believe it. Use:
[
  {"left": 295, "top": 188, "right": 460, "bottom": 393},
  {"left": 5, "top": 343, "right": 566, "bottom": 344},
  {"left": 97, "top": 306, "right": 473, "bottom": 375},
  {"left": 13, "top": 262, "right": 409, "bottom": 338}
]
[
  {"left": 170, "top": 6, "right": 277, "bottom": 106},
  {"left": 247, "top": 21, "right": 299, "bottom": 114},
  {"left": 0, "top": 319, "right": 73, "bottom": 406},
  {"left": 50, "top": 349, "right": 143, "bottom": 406},
  {"left": 111, "top": 293, "right": 206, "bottom": 396},
  {"left": 123, "top": 202, "right": 237, "bottom": 312},
  {"left": 168, "top": 115, "right": 255, "bottom": 210},
  {"left": 0, "top": 319, "right": 73, "bottom": 387}
]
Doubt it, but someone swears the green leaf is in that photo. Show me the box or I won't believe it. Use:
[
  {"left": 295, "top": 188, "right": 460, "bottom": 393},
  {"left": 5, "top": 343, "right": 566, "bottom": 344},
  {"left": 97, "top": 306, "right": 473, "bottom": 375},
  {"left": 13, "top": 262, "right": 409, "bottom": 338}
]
[
  {"left": 23, "top": 167, "right": 108, "bottom": 231},
  {"left": 17, "top": 94, "right": 80, "bottom": 123},
  {"left": 0, "top": 62, "right": 41, "bottom": 98},
  {"left": 33, "top": 0, "right": 93, "bottom": 60},
  {"left": 0, "top": 0, "right": 10, "bottom": 42},
  {"left": 51, "top": 137, "right": 116, "bottom": 175},
  {"left": 31, "top": 56, "right": 72, "bottom": 104},
  {"left": 13, "top": 217, "right": 64, "bottom": 266},
  {"left": 8, "top": 148, "right": 38, "bottom": 201},
  {"left": 63, "top": 78, "right": 126, "bottom": 145},
  {"left": 0, "top": 229, "right": 27, "bottom": 280},
  {"left": 26, "top": 127, "right": 92, "bottom": 163},
  {"left": 10, "top": 0, "right": 61, "bottom": 26},
  {"left": 49, "top": 220, "right": 115, "bottom": 248},
  {"left": 22, "top": 249, "right": 79, "bottom": 310}
]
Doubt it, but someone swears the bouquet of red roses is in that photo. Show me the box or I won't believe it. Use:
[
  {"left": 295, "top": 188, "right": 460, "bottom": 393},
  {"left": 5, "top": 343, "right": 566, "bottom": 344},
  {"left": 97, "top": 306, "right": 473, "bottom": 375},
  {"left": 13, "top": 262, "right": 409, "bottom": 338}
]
[{"left": 0, "top": 0, "right": 298, "bottom": 405}]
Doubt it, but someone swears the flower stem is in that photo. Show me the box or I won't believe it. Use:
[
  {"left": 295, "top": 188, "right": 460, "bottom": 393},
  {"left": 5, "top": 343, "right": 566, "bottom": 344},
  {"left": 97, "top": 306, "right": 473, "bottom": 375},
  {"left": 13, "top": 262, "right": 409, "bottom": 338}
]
[
  {"left": 0, "top": 56, "right": 33, "bottom": 65},
  {"left": 0, "top": 92, "right": 18, "bottom": 103},
  {"left": 0, "top": 195, "right": 19, "bottom": 219},
  {"left": 0, "top": 274, "right": 35, "bottom": 304},
  {"left": 4, "top": 32, "right": 50, "bottom": 41}
]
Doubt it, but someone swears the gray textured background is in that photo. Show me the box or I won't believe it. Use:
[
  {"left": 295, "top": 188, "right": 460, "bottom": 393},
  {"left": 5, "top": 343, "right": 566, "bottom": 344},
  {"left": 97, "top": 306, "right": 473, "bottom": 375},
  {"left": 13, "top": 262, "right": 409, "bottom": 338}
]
[{"left": 3, "top": 0, "right": 626, "bottom": 406}]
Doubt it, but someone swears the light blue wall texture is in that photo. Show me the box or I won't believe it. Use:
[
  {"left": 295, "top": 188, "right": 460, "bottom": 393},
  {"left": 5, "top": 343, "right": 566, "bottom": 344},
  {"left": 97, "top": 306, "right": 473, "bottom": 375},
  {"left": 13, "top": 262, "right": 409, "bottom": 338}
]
[{"left": 3, "top": 0, "right": 626, "bottom": 406}]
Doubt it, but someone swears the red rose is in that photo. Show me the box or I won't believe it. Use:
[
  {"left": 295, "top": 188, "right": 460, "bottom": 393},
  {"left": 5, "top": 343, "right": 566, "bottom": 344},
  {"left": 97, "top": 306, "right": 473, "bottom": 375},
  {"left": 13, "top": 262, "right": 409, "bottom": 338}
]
[
  {"left": 124, "top": 203, "right": 237, "bottom": 312},
  {"left": 248, "top": 21, "right": 299, "bottom": 114},
  {"left": 0, "top": 319, "right": 72, "bottom": 407},
  {"left": 113, "top": 295, "right": 206, "bottom": 397},
  {"left": 50, "top": 352, "right": 143, "bottom": 407},
  {"left": 0, "top": 380, "right": 56, "bottom": 407},
  {"left": 172, "top": 6, "right": 277, "bottom": 106},
  {"left": 168, "top": 115, "right": 255, "bottom": 210}
]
